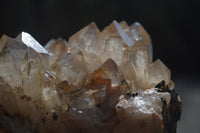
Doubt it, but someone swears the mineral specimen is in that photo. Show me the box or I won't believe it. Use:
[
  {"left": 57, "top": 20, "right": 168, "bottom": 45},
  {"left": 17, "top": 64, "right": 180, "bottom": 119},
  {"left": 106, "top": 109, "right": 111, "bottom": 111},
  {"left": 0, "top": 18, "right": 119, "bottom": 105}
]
[{"left": 0, "top": 20, "right": 181, "bottom": 133}]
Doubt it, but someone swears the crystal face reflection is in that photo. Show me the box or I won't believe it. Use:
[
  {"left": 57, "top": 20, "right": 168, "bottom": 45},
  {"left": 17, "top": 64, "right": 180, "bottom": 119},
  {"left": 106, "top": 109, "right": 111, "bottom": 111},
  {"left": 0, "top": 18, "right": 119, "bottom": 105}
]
[
  {"left": 16, "top": 32, "right": 49, "bottom": 54},
  {"left": 0, "top": 20, "right": 181, "bottom": 133}
]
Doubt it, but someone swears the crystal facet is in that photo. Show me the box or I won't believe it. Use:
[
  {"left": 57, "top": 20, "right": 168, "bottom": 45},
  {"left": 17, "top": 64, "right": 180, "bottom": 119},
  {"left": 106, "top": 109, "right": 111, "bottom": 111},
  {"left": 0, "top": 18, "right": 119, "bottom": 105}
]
[{"left": 0, "top": 21, "right": 181, "bottom": 133}]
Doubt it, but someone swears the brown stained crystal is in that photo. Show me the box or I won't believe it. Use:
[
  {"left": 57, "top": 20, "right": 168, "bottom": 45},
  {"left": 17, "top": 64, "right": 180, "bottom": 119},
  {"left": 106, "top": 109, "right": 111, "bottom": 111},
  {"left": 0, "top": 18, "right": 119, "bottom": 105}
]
[
  {"left": 90, "top": 59, "right": 124, "bottom": 87},
  {"left": 56, "top": 80, "right": 73, "bottom": 94},
  {"left": 0, "top": 20, "right": 181, "bottom": 133}
]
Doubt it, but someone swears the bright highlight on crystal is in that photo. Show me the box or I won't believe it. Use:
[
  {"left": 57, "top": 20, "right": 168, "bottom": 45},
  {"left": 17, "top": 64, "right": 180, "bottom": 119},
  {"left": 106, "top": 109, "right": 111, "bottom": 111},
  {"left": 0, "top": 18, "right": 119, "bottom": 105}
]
[{"left": 0, "top": 20, "right": 181, "bottom": 133}]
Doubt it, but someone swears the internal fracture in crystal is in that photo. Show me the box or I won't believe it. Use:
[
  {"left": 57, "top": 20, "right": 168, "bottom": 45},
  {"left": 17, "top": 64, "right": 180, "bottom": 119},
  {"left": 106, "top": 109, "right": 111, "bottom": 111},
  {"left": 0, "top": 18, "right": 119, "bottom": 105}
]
[{"left": 0, "top": 20, "right": 181, "bottom": 133}]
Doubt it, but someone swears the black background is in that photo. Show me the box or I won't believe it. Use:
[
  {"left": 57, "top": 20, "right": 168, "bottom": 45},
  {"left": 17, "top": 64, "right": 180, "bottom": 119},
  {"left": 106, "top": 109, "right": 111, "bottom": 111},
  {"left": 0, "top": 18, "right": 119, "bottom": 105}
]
[{"left": 0, "top": 0, "right": 199, "bottom": 78}]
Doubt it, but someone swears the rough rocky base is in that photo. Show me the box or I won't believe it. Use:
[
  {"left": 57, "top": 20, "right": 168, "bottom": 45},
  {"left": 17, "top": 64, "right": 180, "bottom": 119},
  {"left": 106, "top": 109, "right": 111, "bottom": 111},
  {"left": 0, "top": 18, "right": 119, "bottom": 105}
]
[{"left": 0, "top": 20, "right": 181, "bottom": 133}]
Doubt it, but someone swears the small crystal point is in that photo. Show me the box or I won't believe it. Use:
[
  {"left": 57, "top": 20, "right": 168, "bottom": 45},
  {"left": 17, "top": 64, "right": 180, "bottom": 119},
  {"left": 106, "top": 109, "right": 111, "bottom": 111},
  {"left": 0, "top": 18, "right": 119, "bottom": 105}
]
[
  {"left": 99, "top": 58, "right": 121, "bottom": 75},
  {"left": 58, "top": 51, "right": 90, "bottom": 87},
  {"left": 119, "top": 21, "right": 130, "bottom": 35},
  {"left": 148, "top": 59, "right": 171, "bottom": 87},
  {"left": 45, "top": 38, "right": 68, "bottom": 58},
  {"left": 130, "top": 22, "right": 153, "bottom": 58},
  {"left": 44, "top": 39, "right": 56, "bottom": 49},
  {"left": 120, "top": 62, "right": 137, "bottom": 89},
  {"left": 92, "top": 58, "right": 123, "bottom": 88},
  {"left": 113, "top": 20, "right": 134, "bottom": 47}
]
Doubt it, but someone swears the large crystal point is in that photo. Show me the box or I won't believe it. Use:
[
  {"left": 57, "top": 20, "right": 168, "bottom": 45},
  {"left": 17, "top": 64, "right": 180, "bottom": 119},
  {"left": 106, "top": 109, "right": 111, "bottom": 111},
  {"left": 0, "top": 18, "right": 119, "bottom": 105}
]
[
  {"left": 16, "top": 32, "right": 49, "bottom": 54},
  {"left": 0, "top": 35, "right": 25, "bottom": 89},
  {"left": 0, "top": 21, "right": 181, "bottom": 133},
  {"left": 68, "top": 22, "right": 100, "bottom": 53},
  {"left": 97, "top": 21, "right": 131, "bottom": 66},
  {"left": 67, "top": 22, "right": 102, "bottom": 72},
  {"left": 16, "top": 32, "right": 50, "bottom": 69},
  {"left": 57, "top": 51, "right": 90, "bottom": 87},
  {"left": 130, "top": 41, "right": 151, "bottom": 90},
  {"left": 21, "top": 47, "right": 45, "bottom": 100}
]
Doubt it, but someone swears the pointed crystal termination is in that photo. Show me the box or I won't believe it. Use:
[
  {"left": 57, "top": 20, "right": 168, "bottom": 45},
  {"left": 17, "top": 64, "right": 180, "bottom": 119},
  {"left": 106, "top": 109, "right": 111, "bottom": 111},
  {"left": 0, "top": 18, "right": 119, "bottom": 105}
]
[
  {"left": 119, "top": 21, "right": 131, "bottom": 35},
  {"left": 16, "top": 32, "right": 49, "bottom": 54},
  {"left": 0, "top": 35, "right": 26, "bottom": 89},
  {"left": 0, "top": 21, "right": 181, "bottom": 133},
  {"left": 98, "top": 20, "right": 133, "bottom": 66},
  {"left": 148, "top": 59, "right": 171, "bottom": 87},
  {"left": 16, "top": 32, "right": 51, "bottom": 70},
  {"left": 84, "top": 58, "right": 125, "bottom": 107},
  {"left": 67, "top": 22, "right": 102, "bottom": 72},
  {"left": 130, "top": 41, "right": 151, "bottom": 90},
  {"left": 44, "top": 38, "right": 68, "bottom": 75},
  {"left": 130, "top": 22, "right": 153, "bottom": 59},
  {"left": 57, "top": 51, "right": 90, "bottom": 87},
  {"left": 68, "top": 22, "right": 100, "bottom": 53},
  {"left": 89, "top": 58, "right": 124, "bottom": 88},
  {"left": 113, "top": 20, "right": 134, "bottom": 47}
]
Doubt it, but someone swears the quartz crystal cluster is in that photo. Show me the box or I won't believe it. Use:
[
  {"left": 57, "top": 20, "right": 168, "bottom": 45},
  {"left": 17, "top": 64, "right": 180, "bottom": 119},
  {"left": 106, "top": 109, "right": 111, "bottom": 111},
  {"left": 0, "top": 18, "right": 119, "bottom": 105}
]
[{"left": 0, "top": 20, "right": 181, "bottom": 133}]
